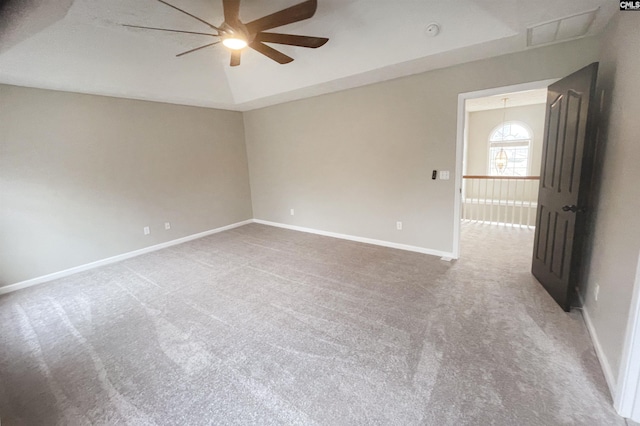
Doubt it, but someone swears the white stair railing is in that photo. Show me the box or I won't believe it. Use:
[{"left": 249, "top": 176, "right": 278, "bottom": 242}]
[{"left": 462, "top": 175, "right": 540, "bottom": 227}]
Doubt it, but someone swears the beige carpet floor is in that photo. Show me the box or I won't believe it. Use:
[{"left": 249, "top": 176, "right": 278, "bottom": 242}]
[{"left": 0, "top": 222, "right": 624, "bottom": 425}]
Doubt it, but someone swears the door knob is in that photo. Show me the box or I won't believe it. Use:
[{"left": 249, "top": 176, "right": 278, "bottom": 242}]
[{"left": 562, "top": 205, "right": 585, "bottom": 213}]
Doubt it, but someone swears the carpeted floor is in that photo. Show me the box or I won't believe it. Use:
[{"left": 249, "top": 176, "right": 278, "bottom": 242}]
[{"left": 0, "top": 222, "right": 624, "bottom": 425}]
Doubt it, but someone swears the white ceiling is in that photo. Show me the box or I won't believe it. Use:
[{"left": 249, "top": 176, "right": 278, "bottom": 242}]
[
  {"left": 0, "top": 0, "right": 616, "bottom": 111},
  {"left": 466, "top": 88, "right": 548, "bottom": 112}
]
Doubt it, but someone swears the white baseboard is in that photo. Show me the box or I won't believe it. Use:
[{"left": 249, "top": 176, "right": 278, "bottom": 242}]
[
  {"left": 578, "top": 292, "right": 617, "bottom": 400},
  {"left": 253, "top": 219, "right": 455, "bottom": 259},
  {"left": 615, "top": 252, "right": 640, "bottom": 420},
  {"left": 1, "top": 218, "right": 453, "bottom": 296},
  {"left": 0, "top": 219, "right": 253, "bottom": 296}
]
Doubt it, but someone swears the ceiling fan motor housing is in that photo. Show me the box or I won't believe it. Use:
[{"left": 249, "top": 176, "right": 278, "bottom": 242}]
[{"left": 220, "top": 20, "right": 254, "bottom": 44}]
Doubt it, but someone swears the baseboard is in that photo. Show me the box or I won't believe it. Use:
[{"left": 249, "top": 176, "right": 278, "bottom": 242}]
[
  {"left": 0, "top": 219, "right": 253, "bottom": 296},
  {"left": 578, "top": 292, "right": 617, "bottom": 401},
  {"left": 614, "top": 252, "right": 640, "bottom": 420},
  {"left": 1, "top": 218, "right": 453, "bottom": 296},
  {"left": 253, "top": 219, "right": 455, "bottom": 259}
]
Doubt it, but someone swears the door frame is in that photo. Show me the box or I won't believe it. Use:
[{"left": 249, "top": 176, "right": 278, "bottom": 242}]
[
  {"left": 452, "top": 78, "right": 558, "bottom": 259},
  {"left": 615, "top": 251, "right": 640, "bottom": 421}
]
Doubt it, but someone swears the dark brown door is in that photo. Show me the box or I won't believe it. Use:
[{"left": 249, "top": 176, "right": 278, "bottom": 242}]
[{"left": 532, "top": 63, "right": 598, "bottom": 311}]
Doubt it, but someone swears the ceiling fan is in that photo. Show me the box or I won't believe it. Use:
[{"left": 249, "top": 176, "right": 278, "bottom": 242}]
[{"left": 123, "top": 0, "right": 329, "bottom": 66}]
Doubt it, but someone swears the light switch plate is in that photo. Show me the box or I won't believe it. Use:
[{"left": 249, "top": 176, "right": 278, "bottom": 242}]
[{"left": 439, "top": 170, "right": 450, "bottom": 180}]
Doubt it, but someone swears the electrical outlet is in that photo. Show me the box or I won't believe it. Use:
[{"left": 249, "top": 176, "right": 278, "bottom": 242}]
[
  {"left": 594, "top": 283, "right": 600, "bottom": 302},
  {"left": 396, "top": 221, "right": 403, "bottom": 231},
  {"left": 165, "top": 222, "right": 171, "bottom": 230},
  {"left": 290, "top": 209, "right": 295, "bottom": 216},
  {"left": 143, "top": 226, "right": 150, "bottom": 235}
]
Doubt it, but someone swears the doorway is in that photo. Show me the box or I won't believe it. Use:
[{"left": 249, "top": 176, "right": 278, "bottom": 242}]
[
  {"left": 452, "top": 68, "right": 640, "bottom": 423},
  {"left": 453, "top": 79, "right": 557, "bottom": 259}
]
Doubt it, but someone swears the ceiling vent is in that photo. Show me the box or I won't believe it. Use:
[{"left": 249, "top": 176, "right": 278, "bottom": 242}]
[{"left": 527, "top": 8, "right": 598, "bottom": 47}]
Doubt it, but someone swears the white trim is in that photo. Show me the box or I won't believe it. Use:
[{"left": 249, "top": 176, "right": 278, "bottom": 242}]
[
  {"left": 578, "top": 292, "right": 617, "bottom": 400},
  {"left": 615, "top": 251, "right": 640, "bottom": 421},
  {"left": 254, "top": 219, "right": 454, "bottom": 259},
  {"left": 1, "top": 218, "right": 454, "bottom": 296},
  {"left": 453, "top": 78, "right": 558, "bottom": 260},
  {"left": 453, "top": 97, "right": 465, "bottom": 259},
  {"left": 0, "top": 219, "right": 253, "bottom": 296}
]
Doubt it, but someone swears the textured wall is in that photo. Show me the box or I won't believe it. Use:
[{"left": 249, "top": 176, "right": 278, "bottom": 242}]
[
  {"left": 244, "top": 37, "right": 600, "bottom": 254},
  {"left": 0, "top": 85, "right": 253, "bottom": 286},
  {"left": 581, "top": 13, "right": 640, "bottom": 386}
]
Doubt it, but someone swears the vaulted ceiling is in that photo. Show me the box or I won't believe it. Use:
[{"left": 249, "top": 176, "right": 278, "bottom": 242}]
[{"left": 0, "top": 0, "right": 616, "bottom": 111}]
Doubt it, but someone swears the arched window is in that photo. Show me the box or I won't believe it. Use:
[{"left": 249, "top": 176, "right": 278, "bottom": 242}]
[{"left": 488, "top": 121, "right": 532, "bottom": 176}]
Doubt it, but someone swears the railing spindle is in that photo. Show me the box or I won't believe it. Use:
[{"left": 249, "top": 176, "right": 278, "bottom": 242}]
[
  {"left": 462, "top": 176, "right": 539, "bottom": 227},
  {"left": 511, "top": 179, "right": 517, "bottom": 227},
  {"left": 519, "top": 177, "right": 526, "bottom": 227},
  {"left": 499, "top": 179, "right": 504, "bottom": 225},
  {"left": 482, "top": 179, "right": 488, "bottom": 223},
  {"left": 527, "top": 180, "right": 533, "bottom": 227},
  {"left": 489, "top": 178, "right": 496, "bottom": 223},
  {"left": 462, "top": 178, "right": 467, "bottom": 220},
  {"left": 470, "top": 179, "right": 474, "bottom": 221},
  {"left": 477, "top": 179, "right": 481, "bottom": 222}
]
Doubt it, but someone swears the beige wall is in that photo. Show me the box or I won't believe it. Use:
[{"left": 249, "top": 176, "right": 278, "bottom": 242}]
[
  {"left": 0, "top": 85, "right": 253, "bottom": 287},
  {"left": 466, "top": 104, "right": 546, "bottom": 177},
  {"left": 581, "top": 13, "right": 640, "bottom": 386},
  {"left": 244, "top": 37, "right": 600, "bottom": 254}
]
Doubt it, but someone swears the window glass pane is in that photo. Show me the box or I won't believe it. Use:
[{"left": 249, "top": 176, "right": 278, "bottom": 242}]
[
  {"left": 488, "top": 122, "right": 532, "bottom": 176},
  {"left": 490, "top": 122, "right": 531, "bottom": 142},
  {"left": 489, "top": 144, "right": 529, "bottom": 176}
]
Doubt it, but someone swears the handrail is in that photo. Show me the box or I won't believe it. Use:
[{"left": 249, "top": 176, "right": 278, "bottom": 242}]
[{"left": 463, "top": 175, "right": 540, "bottom": 180}]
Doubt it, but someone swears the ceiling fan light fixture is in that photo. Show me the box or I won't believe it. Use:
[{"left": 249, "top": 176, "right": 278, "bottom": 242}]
[
  {"left": 131, "top": 0, "right": 327, "bottom": 65},
  {"left": 222, "top": 36, "right": 248, "bottom": 50}
]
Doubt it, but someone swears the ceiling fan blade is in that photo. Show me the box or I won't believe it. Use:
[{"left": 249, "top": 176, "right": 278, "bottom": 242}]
[
  {"left": 249, "top": 41, "right": 294, "bottom": 64},
  {"left": 246, "top": 0, "right": 317, "bottom": 33},
  {"left": 176, "top": 41, "right": 220, "bottom": 57},
  {"left": 122, "top": 24, "right": 217, "bottom": 37},
  {"left": 255, "top": 32, "right": 328, "bottom": 48},
  {"left": 230, "top": 50, "right": 241, "bottom": 67},
  {"left": 156, "top": 0, "right": 221, "bottom": 32},
  {"left": 222, "top": 0, "right": 241, "bottom": 24}
]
